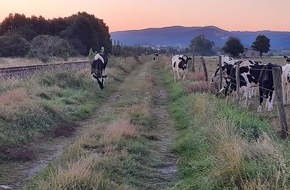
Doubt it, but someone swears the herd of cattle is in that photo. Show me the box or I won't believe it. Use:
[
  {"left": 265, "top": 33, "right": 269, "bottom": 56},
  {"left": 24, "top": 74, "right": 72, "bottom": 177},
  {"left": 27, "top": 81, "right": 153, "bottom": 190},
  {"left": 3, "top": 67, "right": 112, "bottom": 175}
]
[
  {"left": 171, "top": 54, "right": 290, "bottom": 112},
  {"left": 89, "top": 52, "right": 290, "bottom": 113}
]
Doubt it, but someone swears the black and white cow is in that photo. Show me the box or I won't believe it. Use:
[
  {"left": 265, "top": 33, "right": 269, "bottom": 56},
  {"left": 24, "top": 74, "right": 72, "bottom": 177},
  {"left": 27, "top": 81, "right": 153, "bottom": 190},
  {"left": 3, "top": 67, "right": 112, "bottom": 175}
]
[
  {"left": 210, "top": 55, "right": 238, "bottom": 89},
  {"left": 215, "top": 59, "right": 277, "bottom": 111},
  {"left": 258, "top": 63, "right": 282, "bottom": 112},
  {"left": 212, "top": 56, "right": 261, "bottom": 99},
  {"left": 221, "top": 61, "right": 265, "bottom": 107},
  {"left": 212, "top": 56, "right": 282, "bottom": 112},
  {"left": 171, "top": 54, "right": 192, "bottom": 82},
  {"left": 153, "top": 53, "right": 159, "bottom": 61},
  {"left": 282, "top": 56, "right": 290, "bottom": 105},
  {"left": 91, "top": 53, "right": 108, "bottom": 90}
]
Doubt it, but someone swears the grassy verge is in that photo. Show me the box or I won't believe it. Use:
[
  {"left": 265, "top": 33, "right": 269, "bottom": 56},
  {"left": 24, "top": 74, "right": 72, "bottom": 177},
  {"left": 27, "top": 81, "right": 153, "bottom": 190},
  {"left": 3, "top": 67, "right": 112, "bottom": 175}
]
[
  {"left": 0, "top": 56, "right": 140, "bottom": 162},
  {"left": 25, "top": 56, "right": 176, "bottom": 190},
  {"left": 161, "top": 60, "right": 290, "bottom": 189}
]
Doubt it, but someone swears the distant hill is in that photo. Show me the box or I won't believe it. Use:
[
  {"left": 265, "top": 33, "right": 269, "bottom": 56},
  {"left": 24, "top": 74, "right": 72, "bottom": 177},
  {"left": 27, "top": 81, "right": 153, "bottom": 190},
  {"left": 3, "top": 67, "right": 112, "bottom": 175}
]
[{"left": 110, "top": 26, "right": 290, "bottom": 50}]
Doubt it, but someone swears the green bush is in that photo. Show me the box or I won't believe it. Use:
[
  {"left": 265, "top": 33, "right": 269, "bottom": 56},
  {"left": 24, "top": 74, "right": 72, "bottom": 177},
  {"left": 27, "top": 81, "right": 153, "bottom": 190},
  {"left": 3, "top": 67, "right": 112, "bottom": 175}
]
[{"left": 0, "top": 34, "right": 30, "bottom": 57}]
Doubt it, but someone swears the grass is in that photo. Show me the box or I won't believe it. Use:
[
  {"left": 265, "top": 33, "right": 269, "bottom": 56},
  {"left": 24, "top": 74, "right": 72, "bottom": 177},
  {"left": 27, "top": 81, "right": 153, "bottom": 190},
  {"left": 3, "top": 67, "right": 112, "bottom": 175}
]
[
  {"left": 25, "top": 56, "right": 176, "bottom": 190},
  {"left": 0, "top": 56, "right": 139, "bottom": 163},
  {"left": 5, "top": 55, "right": 290, "bottom": 189},
  {"left": 160, "top": 58, "right": 290, "bottom": 189}
]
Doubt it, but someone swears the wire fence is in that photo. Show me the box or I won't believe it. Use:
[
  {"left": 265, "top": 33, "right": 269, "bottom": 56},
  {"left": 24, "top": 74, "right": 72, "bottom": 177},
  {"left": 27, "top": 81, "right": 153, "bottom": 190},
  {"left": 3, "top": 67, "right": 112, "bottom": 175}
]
[{"left": 192, "top": 55, "right": 289, "bottom": 138}]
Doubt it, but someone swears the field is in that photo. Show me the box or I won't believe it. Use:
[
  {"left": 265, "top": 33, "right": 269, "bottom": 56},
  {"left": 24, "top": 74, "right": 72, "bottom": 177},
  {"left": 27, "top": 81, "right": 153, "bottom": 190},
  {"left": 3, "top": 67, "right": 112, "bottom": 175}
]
[{"left": 1, "top": 55, "right": 290, "bottom": 189}]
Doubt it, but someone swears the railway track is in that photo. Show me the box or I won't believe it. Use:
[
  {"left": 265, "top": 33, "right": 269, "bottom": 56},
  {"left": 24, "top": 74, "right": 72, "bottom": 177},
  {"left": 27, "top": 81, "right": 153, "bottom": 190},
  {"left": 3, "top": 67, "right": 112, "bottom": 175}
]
[{"left": 0, "top": 60, "right": 90, "bottom": 79}]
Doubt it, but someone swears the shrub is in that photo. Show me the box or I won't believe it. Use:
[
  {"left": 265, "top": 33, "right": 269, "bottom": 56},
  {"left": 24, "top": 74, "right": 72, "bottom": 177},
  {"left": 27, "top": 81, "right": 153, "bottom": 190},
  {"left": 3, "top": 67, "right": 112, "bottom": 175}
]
[{"left": 0, "top": 34, "right": 30, "bottom": 57}]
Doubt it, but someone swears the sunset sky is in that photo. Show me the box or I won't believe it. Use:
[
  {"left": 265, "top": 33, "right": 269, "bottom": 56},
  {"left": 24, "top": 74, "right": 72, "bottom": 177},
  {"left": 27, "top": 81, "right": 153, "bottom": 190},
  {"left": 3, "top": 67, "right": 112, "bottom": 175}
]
[{"left": 1, "top": 0, "right": 290, "bottom": 32}]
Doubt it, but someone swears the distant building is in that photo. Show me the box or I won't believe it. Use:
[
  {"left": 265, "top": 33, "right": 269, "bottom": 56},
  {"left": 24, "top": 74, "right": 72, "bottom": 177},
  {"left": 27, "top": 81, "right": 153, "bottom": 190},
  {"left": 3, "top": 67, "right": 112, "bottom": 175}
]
[{"left": 243, "top": 48, "right": 260, "bottom": 58}]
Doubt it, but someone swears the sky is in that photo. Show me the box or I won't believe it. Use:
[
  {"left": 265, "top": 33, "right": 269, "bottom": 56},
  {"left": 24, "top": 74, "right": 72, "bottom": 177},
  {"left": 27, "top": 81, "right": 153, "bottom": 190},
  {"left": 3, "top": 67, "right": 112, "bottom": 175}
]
[{"left": 1, "top": 0, "right": 290, "bottom": 32}]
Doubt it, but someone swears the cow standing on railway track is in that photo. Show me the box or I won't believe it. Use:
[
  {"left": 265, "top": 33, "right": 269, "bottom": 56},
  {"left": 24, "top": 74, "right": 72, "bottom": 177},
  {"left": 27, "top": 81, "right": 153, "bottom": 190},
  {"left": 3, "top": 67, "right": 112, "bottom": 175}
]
[{"left": 91, "top": 47, "right": 108, "bottom": 90}]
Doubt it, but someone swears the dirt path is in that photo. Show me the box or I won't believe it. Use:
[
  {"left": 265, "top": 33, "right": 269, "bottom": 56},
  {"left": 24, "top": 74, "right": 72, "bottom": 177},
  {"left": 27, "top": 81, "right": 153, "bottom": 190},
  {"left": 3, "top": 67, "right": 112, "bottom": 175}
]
[
  {"left": 151, "top": 82, "right": 178, "bottom": 186},
  {"left": 0, "top": 59, "right": 178, "bottom": 190}
]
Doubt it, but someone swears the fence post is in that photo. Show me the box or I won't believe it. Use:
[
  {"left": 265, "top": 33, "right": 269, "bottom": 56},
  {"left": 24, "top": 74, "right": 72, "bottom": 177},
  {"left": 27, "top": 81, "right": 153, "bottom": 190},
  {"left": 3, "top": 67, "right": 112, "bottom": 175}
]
[
  {"left": 191, "top": 55, "right": 195, "bottom": 72},
  {"left": 273, "top": 67, "right": 288, "bottom": 139},
  {"left": 201, "top": 57, "right": 208, "bottom": 81},
  {"left": 219, "top": 56, "right": 223, "bottom": 90},
  {"left": 235, "top": 61, "right": 240, "bottom": 103}
]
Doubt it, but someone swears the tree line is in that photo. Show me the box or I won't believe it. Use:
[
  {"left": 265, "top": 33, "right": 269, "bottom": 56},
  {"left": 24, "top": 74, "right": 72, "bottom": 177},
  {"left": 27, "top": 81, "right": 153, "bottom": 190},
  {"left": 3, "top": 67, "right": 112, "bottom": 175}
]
[
  {"left": 0, "top": 12, "right": 111, "bottom": 61},
  {"left": 0, "top": 12, "right": 271, "bottom": 61},
  {"left": 111, "top": 34, "right": 271, "bottom": 58},
  {"left": 189, "top": 34, "right": 270, "bottom": 57}
]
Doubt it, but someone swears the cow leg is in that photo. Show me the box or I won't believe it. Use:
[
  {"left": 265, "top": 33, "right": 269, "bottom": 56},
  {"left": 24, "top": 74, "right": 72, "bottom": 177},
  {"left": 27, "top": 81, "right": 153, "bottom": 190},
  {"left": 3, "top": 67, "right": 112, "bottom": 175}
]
[
  {"left": 182, "top": 72, "right": 187, "bottom": 80},
  {"left": 173, "top": 71, "right": 177, "bottom": 83},
  {"left": 267, "top": 91, "right": 274, "bottom": 111},
  {"left": 284, "top": 83, "right": 290, "bottom": 105},
  {"left": 242, "top": 86, "right": 249, "bottom": 107},
  {"left": 177, "top": 71, "right": 181, "bottom": 80},
  {"left": 258, "top": 88, "right": 263, "bottom": 112},
  {"left": 283, "top": 82, "right": 287, "bottom": 106}
]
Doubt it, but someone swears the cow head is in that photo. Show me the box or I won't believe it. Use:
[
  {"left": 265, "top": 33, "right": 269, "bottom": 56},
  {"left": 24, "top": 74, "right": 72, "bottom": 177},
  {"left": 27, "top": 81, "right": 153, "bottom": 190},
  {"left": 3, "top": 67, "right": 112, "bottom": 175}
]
[
  {"left": 211, "top": 62, "right": 234, "bottom": 88},
  {"left": 178, "top": 55, "right": 192, "bottom": 70},
  {"left": 220, "top": 55, "right": 236, "bottom": 66},
  {"left": 211, "top": 55, "right": 237, "bottom": 84},
  {"left": 284, "top": 55, "right": 290, "bottom": 63}
]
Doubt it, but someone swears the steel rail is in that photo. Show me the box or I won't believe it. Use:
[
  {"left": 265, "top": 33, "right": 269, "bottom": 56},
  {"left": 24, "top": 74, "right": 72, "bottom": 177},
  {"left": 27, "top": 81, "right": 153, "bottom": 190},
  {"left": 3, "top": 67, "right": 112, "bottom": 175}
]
[{"left": 0, "top": 60, "right": 90, "bottom": 79}]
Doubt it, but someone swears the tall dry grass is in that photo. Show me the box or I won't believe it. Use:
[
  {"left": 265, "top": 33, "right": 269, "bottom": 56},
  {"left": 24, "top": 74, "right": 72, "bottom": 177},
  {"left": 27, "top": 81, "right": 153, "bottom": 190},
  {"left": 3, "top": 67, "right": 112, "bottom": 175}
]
[
  {"left": 0, "top": 88, "right": 33, "bottom": 119},
  {"left": 33, "top": 155, "right": 126, "bottom": 190},
  {"left": 103, "top": 119, "right": 137, "bottom": 143},
  {"left": 163, "top": 53, "right": 290, "bottom": 189}
]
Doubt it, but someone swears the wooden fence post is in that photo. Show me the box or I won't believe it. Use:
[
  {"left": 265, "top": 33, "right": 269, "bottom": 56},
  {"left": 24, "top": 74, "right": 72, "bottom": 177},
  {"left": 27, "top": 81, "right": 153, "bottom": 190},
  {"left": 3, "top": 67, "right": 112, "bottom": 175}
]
[
  {"left": 235, "top": 61, "right": 240, "bottom": 103},
  {"left": 191, "top": 55, "right": 195, "bottom": 72},
  {"left": 219, "top": 56, "right": 223, "bottom": 90},
  {"left": 273, "top": 67, "right": 288, "bottom": 139},
  {"left": 201, "top": 57, "right": 208, "bottom": 82}
]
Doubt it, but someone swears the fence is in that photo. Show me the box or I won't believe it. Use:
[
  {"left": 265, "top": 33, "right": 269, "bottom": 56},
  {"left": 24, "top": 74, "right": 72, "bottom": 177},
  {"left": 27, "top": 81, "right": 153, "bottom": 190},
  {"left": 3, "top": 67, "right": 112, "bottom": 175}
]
[{"left": 192, "top": 55, "right": 289, "bottom": 139}]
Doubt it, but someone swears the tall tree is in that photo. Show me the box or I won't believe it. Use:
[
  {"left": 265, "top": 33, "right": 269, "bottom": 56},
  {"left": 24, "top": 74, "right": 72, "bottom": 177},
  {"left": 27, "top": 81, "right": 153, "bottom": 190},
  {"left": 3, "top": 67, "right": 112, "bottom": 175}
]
[
  {"left": 189, "top": 34, "right": 215, "bottom": 56},
  {"left": 222, "top": 37, "right": 244, "bottom": 57},
  {"left": 0, "top": 12, "right": 112, "bottom": 57},
  {"left": 251, "top": 35, "right": 270, "bottom": 57}
]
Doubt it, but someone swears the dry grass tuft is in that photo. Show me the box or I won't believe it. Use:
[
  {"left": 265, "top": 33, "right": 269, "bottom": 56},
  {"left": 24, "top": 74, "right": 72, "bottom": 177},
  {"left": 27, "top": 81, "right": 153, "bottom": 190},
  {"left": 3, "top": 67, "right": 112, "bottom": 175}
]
[
  {"left": 187, "top": 72, "right": 206, "bottom": 81},
  {"left": 186, "top": 81, "right": 215, "bottom": 94},
  {"left": 0, "top": 88, "right": 33, "bottom": 119},
  {"left": 214, "top": 138, "right": 245, "bottom": 180},
  {"left": 78, "top": 119, "right": 137, "bottom": 156},
  {"left": 243, "top": 178, "right": 269, "bottom": 190},
  {"left": 0, "top": 88, "right": 29, "bottom": 105},
  {"left": 35, "top": 156, "right": 123, "bottom": 190},
  {"left": 244, "top": 133, "right": 289, "bottom": 189},
  {"left": 211, "top": 121, "right": 246, "bottom": 187},
  {"left": 103, "top": 119, "right": 137, "bottom": 143}
]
